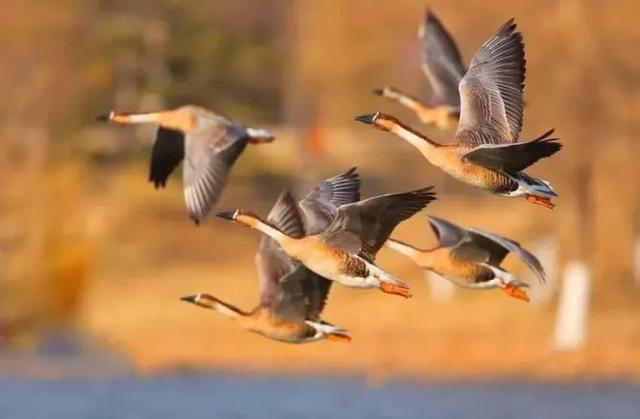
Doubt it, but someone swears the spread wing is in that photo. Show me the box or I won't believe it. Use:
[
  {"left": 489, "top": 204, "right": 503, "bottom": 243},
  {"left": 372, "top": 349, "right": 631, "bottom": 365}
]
[
  {"left": 298, "top": 167, "right": 361, "bottom": 235},
  {"left": 419, "top": 10, "right": 466, "bottom": 108},
  {"left": 271, "top": 265, "right": 332, "bottom": 321},
  {"left": 461, "top": 129, "right": 561, "bottom": 173},
  {"left": 182, "top": 121, "right": 249, "bottom": 223},
  {"left": 255, "top": 191, "right": 305, "bottom": 308},
  {"left": 455, "top": 19, "right": 525, "bottom": 147},
  {"left": 149, "top": 127, "right": 185, "bottom": 188},
  {"left": 426, "top": 215, "right": 466, "bottom": 247},
  {"left": 450, "top": 230, "right": 510, "bottom": 266},
  {"left": 467, "top": 228, "right": 546, "bottom": 283},
  {"left": 321, "top": 187, "right": 437, "bottom": 262}
]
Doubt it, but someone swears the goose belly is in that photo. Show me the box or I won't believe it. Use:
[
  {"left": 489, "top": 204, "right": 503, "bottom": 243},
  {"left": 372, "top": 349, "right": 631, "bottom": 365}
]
[
  {"left": 426, "top": 150, "right": 514, "bottom": 191},
  {"left": 246, "top": 312, "right": 310, "bottom": 343},
  {"left": 298, "top": 247, "right": 375, "bottom": 288},
  {"left": 429, "top": 255, "right": 495, "bottom": 288}
]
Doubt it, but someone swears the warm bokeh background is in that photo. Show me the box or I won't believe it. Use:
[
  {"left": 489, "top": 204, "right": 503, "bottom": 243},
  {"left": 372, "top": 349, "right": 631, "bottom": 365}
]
[{"left": 1, "top": 0, "right": 639, "bottom": 380}]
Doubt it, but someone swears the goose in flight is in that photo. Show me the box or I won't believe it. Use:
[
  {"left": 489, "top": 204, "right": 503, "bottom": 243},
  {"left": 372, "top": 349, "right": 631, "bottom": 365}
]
[
  {"left": 97, "top": 105, "right": 274, "bottom": 223},
  {"left": 358, "top": 20, "right": 561, "bottom": 209},
  {"left": 374, "top": 10, "right": 465, "bottom": 130},
  {"left": 386, "top": 215, "right": 546, "bottom": 302},
  {"left": 217, "top": 169, "right": 436, "bottom": 298},
  {"left": 182, "top": 190, "right": 352, "bottom": 343}
]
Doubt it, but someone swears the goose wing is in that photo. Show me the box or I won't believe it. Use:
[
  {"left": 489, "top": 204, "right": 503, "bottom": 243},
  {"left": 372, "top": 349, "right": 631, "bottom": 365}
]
[
  {"left": 426, "top": 215, "right": 466, "bottom": 248},
  {"left": 182, "top": 120, "right": 250, "bottom": 223},
  {"left": 419, "top": 10, "right": 466, "bottom": 108},
  {"left": 256, "top": 191, "right": 305, "bottom": 309},
  {"left": 149, "top": 127, "right": 185, "bottom": 188},
  {"left": 298, "top": 167, "right": 361, "bottom": 235},
  {"left": 271, "top": 265, "right": 332, "bottom": 321},
  {"left": 454, "top": 19, "right": 525, "bottom": 147},
  {"left": 320, "top": 187, "right": 437, "bottom": 262},
  {"left": 450, "top": 227, "right": 545, "bottom": 283},
  {"left": 258, "top": 191, "right": 333, "bottom": 321},
  {"left": 461, "top": 129, "right": 561, "bottom": 173},
  {"left": 466, "top": 228, "right": 546, "bottom": 283}
]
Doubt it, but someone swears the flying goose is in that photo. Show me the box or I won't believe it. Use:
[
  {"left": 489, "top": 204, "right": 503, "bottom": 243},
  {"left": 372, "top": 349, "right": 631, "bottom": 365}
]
[
  {"left": 386, "top": 215, "right": 545, "bottom": 302},
  {"left": 358, "top": 20, "right": 561, "bottom": 209},
  {"left": 181, "top": 180, "right": 358, "bottom": 344},
  {"left": 217, "top": 175, "right": 436, "bottom": 298},
  {"left": 97, "top": 105, "right": 274, "bottom": 223},
  {"left": 374, "top": 10, "right": 465, "bottom": 130}
]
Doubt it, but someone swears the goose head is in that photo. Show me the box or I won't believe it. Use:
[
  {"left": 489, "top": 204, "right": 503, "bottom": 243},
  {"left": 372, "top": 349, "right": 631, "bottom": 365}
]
[{"left": 354, "top": 112, "right": 400, "bottom": 132}]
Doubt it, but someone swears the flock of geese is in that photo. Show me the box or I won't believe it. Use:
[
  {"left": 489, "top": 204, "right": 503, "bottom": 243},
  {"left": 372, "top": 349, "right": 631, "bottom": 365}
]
[{"left": 97, "top": 11, "right": 561, "bottom": 344}]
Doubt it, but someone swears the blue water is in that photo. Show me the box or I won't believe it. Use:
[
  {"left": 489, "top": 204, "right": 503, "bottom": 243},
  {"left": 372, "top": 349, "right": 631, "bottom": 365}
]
[{"left": 0, "top": 375, "right": 638, "bottom": 419}]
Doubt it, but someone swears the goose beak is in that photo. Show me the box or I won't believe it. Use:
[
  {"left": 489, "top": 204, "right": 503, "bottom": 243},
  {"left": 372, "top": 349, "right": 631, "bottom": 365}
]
[
  {"left": 372, "top": 88, "right": 384, "bottom": 96},
  {"left": 96, "top": 111, "right": 114, "bottom": 122},
  {"left": 216, "top": 210, "right": 238, "bottom": 221},
  {"left": 354, "top": 113, "right": 377, "bottom": 125},
  {"left": 180, "top": 295, "right": 198, "bottom": 304}
]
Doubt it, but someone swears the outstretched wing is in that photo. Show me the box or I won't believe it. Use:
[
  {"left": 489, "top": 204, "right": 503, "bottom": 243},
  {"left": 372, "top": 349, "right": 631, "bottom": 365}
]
[
  {"left": 461, "top": 129, "right": 561, "bottom": 173},
  {"left": 149, "top": 127, "right": 185, "bottom": 188},
  {"left": 271, "top": 265, "right": 332, "bottom": 322},
  {"left": 467, "top": 228, "right": 546, "bottom": 283},
  {"left": 256, "top": 191, "right": 305, "bottom": 308},
  {"left": 182, "top": 121, "right": 250, "bottom": 223},
  {"left": 419, "top": 10, "right": 466, "bottom": 108},
  {"left": 426, "top": 215, "right": 466, "bottom": 247},
  {"left": 321, "top": 187, "right": 437, "bottom": 262},
  {"left": 298, "top": 167, "right": 361, "bottom": 235},
  {"left": 451, "top": 231, "right": 510, "bottom": 266},
  {"left": 455, "top": 19, "right": 525, "bottom": 147}
]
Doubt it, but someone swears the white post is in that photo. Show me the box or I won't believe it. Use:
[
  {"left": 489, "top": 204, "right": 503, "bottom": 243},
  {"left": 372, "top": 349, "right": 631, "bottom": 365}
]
[
  {"left": 528, "top": 236, "right": 558, "bottom": 303},
  {"left": 554, "top": 260, "right": 591, "bottom": 350},
  {"left": 424, "top": 271, "right": 455, "bottom": 303},
  {"left": 633, "top": 238, "right": 640, "bottom": 286}
]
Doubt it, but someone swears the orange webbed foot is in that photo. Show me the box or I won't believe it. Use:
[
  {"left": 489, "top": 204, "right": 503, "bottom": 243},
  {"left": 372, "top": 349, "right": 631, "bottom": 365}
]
[
  {"left": 380, "top": 282, "right": 412, "bottom": 299},
  {"left": 500, "top": 283, "right": 530, "bottom": 302},
  {"left": 325, "top": 333, "right": 352, "bottom": 343},
  {"left": 526, "top": 194, "right": 555, "bottom": 209}
]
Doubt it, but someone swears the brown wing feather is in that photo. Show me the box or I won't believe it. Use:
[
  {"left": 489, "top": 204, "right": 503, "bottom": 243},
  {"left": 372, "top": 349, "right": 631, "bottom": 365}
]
[
  {"left": 419, "top": 10, "right": 466, "bottom": 108},
  {"left": 455, "top": 19, "right": 525, "bottom": 146},
  {"left": 182, "top": 121, "right": 249, "bottom": 224},
  {"left": 426, "top": 215, "right": 466, "bottom": 248},
  {"left": 271, "top": 266, "right": 332, "bottom": 321},
  {"left": 462, "top": 129, "right": 561, "bottom": 173},
  {"left": 322, "top": 187, "right": 437, "bottom": 262},
  {"left": 149, "top": 127, "right": 184, "bottom": 188},
  {"left": 256, "top": 191, "right": 305, "bottom": 307},
  {"left": 468, "top": 228, "right": 546, "bottom": 283},
  {"left": 298, "top": 167, "right": 361, "bottom": 235}
]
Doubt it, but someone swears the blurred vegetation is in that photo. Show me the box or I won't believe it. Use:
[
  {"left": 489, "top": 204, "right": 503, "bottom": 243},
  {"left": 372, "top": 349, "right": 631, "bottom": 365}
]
[{"left": 1, "top": 0, "right": 639, "bottom": 378}]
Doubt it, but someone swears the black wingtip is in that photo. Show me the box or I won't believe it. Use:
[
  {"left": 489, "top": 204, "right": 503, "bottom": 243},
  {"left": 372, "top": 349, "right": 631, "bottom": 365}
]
[
  {"left": 149, "top": 176, "right": 166, "bottom": 189},
  {"left": 372, "top": 88, "right": 384, "bottom": 96},
  {"left": 424, "top": 8, "right": 437, "bottom": 22},
  {"left": 414, "top": 186, "right": 438, "bottom": 205},
  {"left": 96, "top": 111, "right": 112, "bottom": 122},
  {"left": 532, "top": 128, "right": 556, "bottom": 142},
  {"left": 344, "top": 166, "right": 358, "bottom": 176}
]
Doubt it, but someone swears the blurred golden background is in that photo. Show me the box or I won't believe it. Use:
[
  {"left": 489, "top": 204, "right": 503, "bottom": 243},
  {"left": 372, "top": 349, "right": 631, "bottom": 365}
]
[{"left": 1, "top": 0, "right": 639, "bottom": 380}]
